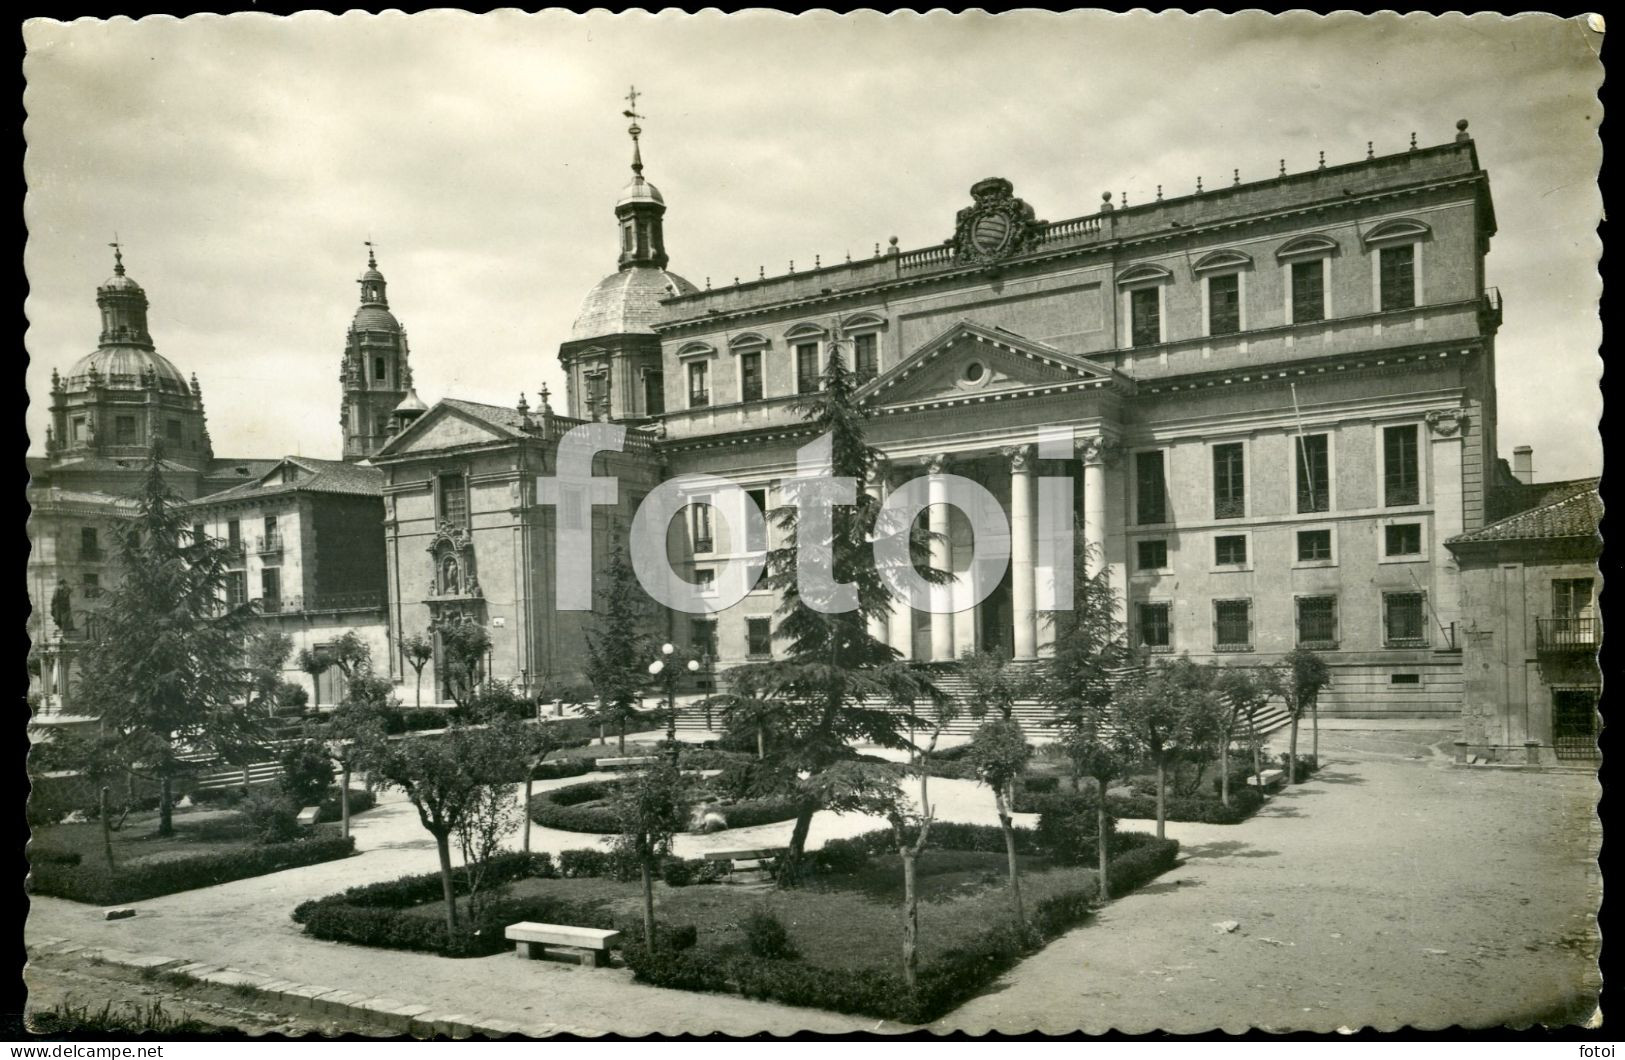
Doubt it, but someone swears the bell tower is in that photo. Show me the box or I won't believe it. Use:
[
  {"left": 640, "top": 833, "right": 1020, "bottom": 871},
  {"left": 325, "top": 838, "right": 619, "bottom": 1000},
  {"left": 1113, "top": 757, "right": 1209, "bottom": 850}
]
[{"left": 340, "top": 244, "right": 413, "bottom": 462}]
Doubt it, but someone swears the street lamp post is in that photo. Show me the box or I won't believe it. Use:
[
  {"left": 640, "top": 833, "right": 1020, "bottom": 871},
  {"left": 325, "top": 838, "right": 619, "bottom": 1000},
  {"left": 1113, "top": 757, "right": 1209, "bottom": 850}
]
[{"left": 649, "top": 641, "right": 701, "bottom": 761}]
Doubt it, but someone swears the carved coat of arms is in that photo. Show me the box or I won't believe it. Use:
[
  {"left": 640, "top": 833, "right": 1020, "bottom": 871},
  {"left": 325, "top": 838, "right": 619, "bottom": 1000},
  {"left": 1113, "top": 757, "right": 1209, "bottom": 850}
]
[{"left": 952, "top": 177, "right": 1040, "bottom": 265}]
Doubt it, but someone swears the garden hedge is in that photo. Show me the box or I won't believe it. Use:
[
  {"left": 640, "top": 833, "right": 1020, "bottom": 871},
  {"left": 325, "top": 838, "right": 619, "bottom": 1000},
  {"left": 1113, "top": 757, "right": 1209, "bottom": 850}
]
[
  {"left": 529, "top": 779, "right": 799, "bottom": 834},
  {"left": 1014, "top": 785, "right": 1266, "bottom": 824},
  {"left": 28, "top": 833, "right": 356, "bottom": 905}
]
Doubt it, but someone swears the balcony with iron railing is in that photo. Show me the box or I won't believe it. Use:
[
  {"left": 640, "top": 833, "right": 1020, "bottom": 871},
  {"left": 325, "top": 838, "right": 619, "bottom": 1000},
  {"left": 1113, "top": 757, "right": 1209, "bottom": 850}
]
[
  {"left": 252, "top": 591, "right": 386, "bottom": 616},
  {"left": 256, "top": 533, "right": 283, "bottom": 554},
  {"left": 1536, "top": 616, "right": 1599, "bottom": 653}
]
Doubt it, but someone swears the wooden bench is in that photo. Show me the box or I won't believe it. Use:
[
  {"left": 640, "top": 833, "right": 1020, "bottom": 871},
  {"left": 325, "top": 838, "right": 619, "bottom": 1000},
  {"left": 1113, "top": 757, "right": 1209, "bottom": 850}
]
[
  {"left": 296, "top": 806, "right": 321, "bottom": 828},
  {"left": 505, "top": 922, "right": 623, "bottom": 968},
  {"left": 1246, "top": 769, "right": 1286, "bottom": 791},
  {"left": 597, "top": 756, "right": 659, "bottom": 770},
  {"left": 703, "top": 847, "right": 788, "bottom": 873}
]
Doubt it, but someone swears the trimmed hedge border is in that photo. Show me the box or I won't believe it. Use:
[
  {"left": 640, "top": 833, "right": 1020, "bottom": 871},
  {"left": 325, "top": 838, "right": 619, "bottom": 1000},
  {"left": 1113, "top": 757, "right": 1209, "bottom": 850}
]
[
  {"left": 28, "top": 833, "right": 356, "bottom": 905},
  {"left": 622, "top": 834, "right": 1181, "bottom": 1023},
  {"left": 529, "top": 779, "right": 799, "bottom": 834},
  {"left": 1015, "top": 784, "right": 1266, "bottom": 824}
]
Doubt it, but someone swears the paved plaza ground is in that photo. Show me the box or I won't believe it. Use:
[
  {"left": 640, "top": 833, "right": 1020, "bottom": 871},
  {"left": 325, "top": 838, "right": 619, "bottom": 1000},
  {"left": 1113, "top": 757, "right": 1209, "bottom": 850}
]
[{"left": 26, "top": 727, "right": 1600, "bottom": 1035}]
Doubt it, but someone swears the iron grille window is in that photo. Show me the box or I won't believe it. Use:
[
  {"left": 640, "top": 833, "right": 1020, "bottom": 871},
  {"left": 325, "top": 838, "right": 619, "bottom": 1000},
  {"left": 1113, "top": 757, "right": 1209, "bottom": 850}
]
[
  {"left": 1136, "top": 451, "right": 1167, "bottom": 525},
  {"left": 687, "top": 361, "right": 710, "bottom": 408},
  {"left": 1215, "top": 535, "right": 1248, "bottom": 566},
  {"left": 1379, "top": 243, "right": 1416, "bottom": 311},
  {"left": 439, "top": 474, "right": 468, "bottom": 527},
  {"left": 1385, "top": 523, "right": 1422, "bottom": 556},
  {"left": 1552, "top": 688, "right": 1600, "bottom": 761},
  {"left": 1213, "top": 443, "right": 1245, "bottom": 518},
  {"left": 1383, "top": 425, "right": 1420, "bottom": 506},
  {"left": 747, "top": 617, "right": 773, "bottom": 658},
  {"left": 745, "top": 489, "right": 768, "bottom": 551},
  {"left": 1137, "top": 539, "right": 1168, "bottom": 571},
  {"left": 644, "top": 371, "right": 665, "bottom": 416},
  {"left": 1291, "top": 260, "right": 1325, "bottom": 324},
  {"left": 1130, "top": 287, "right": 1161, "bottom": 346},
  {"left": 1296, "top": 595, "right": 1338, "bottom": 647},
  {"left": 1214, "top": 600, "right": 1253, "bottom": 650},
  {"left": 795, "top": 343, "right": 820, "bottom": 394},
  {"left": 1295, "top": 434, "right": 1330, "bottom": 512},
  {"left": 1208, "top": 273, "right": 1241, "bottom": 336},
  {"left": 852, "top": 333, "right": 879, "bottom": 383},
  {"left": 740, "top": 352, "right": 763, "bottom": 402},
  {"left": 1137, "top": 602, "right": 1172, "bottom": 649},
  {"left": 1297, "top": 529, "right": 1333, "bottom": 562},
  {"left": 1383, "top": 591, "right": 1428, "bottom": 647}
]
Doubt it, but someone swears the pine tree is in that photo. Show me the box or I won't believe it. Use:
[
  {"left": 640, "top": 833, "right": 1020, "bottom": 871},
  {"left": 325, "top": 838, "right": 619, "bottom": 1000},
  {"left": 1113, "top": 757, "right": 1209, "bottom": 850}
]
[
  {"left": 583, "top": 535, "right": 652, "bottom": 754},
  {"left": 73, "top": 453, "right": 264, "bottom": 837}
]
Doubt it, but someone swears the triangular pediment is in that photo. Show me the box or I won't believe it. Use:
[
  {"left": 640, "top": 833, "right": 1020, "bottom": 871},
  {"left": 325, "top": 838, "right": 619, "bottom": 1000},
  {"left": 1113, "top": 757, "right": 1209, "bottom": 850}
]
[
  {"left": 858, "top": 321, "right": 1117, "bottom": 408},
  {"left": 377, "top": 404, "right": 514, "bottom": 457}
]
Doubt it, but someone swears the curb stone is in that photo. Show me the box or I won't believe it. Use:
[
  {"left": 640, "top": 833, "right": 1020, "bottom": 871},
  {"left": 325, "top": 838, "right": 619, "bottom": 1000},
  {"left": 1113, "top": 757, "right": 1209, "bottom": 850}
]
[{"left": 471, "top": 1018, "right": 525, "bottom": 1038}]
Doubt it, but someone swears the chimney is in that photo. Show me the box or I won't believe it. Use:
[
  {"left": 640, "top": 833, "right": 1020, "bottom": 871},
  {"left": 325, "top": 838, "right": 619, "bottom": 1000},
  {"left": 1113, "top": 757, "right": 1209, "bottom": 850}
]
[{"left": 1512, "top": 445, "right": 1534, "bottom": 485}]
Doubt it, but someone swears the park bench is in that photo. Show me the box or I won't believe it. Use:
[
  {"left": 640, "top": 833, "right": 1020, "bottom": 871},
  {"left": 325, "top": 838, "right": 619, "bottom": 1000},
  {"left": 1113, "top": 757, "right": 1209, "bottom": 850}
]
[
  {"left": 1246, "top": 769, "right": 1286, "bottom": 791},
  {"left": 597, "top": 756, "right": 659, "bottom": 770},
  {"left": 703, "top": 847, "right": 788, "bottom": 874},
  {"left": 505, "top": 922, "right": 623, "bottom": 968},
  {"left": 296, "top": 806, "right": 321, "bottom": 828}
]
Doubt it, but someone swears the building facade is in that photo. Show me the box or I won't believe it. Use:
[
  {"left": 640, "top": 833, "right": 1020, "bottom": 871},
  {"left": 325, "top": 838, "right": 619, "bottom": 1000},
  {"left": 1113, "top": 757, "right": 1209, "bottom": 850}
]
[{"left": 368, "top": 117, "right": 1536, "bottom": 722}]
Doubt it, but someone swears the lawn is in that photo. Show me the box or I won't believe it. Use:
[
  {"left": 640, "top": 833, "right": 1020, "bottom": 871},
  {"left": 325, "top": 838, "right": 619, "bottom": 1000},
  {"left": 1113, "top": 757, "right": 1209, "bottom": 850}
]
[{"left": 31, "top": 806, "right": 262, "bottom": 865}]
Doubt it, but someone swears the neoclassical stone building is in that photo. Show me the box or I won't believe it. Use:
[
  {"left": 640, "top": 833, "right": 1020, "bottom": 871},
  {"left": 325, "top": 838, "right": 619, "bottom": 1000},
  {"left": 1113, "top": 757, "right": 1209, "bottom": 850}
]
[{"left": 374, "top": 117, "right": 1554, "bottom": 720}]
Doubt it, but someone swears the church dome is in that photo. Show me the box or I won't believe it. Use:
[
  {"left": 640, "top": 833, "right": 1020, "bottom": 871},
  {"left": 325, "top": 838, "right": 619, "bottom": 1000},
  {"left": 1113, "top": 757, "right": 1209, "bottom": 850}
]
[
  {"left": 617, "top": 172, "right": 665, "bottom": 208},
  {"left": 352, "top": 304, "right": 401, "bottom": 331},
  {"left": 64, "top": 345, "right": 191, "bottom": 395},
  {"left": 570, "top": 266, "right": 698, "bottom": 341}
]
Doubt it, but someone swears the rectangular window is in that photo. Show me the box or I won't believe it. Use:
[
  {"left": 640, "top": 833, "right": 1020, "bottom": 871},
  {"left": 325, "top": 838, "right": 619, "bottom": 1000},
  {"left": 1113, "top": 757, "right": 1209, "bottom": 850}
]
[
  {"left": 439, "top": 473, "right": 468, "bottom": 526},
  {"left": 852, "top": 333, "right": 878, "bottom": 383},
  {"left": 1296, "top": 529, "right": 1333, "bottom": 562},
  {"left": 374, "top": 356, "right": 387, "bottom": 383},
  {"left": 166, "top": 419, "right": 183, "bottom": 442},
  {"left": 1214, "top": 534, "right": 1248, "bottom": 566},
  {"left": 795, "top": 343, "right": 820, "bottom": 394},
  {"left": 1295, "top": 434, "right": 1330, "bottom": 513},
  {"left": 586, "top": 373, "right": 610, "bottom": 418},
  {"left": 690, "top": 619, "right": 717, "bottom": 658},
  {"left": 643, "top": 371, "right": 665, "bottom": 416},
  {"left": 1212, "top": 443, "right": 1245, "bottom": 519},
  {"left": 1390, "top": 673, "right": 1420, "bottom": 685},
  {"left": 1208, "top": 273, "right": 1241, "bottom": 336},
  {"left": 1291, "top": 260, "right": 1325, "bottom": 324},
  {"left": 691, "top": 500, "right": 714, "bottom": 553},
  {"left": 1136, "top": 539, "right": 1168, "bottom": 571},
  {"left": 1383, "top": 425, "right": 1420, "bottom": 506},
  {"left": 693, "top": 568, "right": 717, "bottom": 595},
  {"left": 80, "top": 527, "right": 99, "bottom": 561},
  {"left": 740, "top": 352, "right": 763, "bottom": 403},
  {"left": 1214, "top": 600, "right": 1253, "bottom": 651},
  {"left": 71, "top": 416, "right": 87, "bottom": 441},
  {"left": 1296, "top": 595, "right": 1338, "bottom": 648},
  {"left": 227, "top": 519, "right": 241, "bottom": 549},
  {"left": 116, "top": 415, "right": 136, "bottom": 442},
  {"left": 263, "top": 515, "right": 278, "bottom": 542},
  {"left": 1130, "top": 287, "right": 1161, "bottom": 347},
  {"left": 81, "top": 572, "right": 101, "bottom": 599},
  {"left": 745, "top": 488, "right": 768, "bottom": 551},
  {"left": 1554, "top": 578, "right": 1595, "bottom": 619},
  {"left": 1136, "top": 602, "right": 1172, "bottom": 650},
  {"left": 1379, "top": 243, "right": 1416, "bottom": 311},
  {"left": 261, "top": 568, "right": 282, "bottom": 610},
  {"left": 192, "top": 523, "right": 205, "bottom": 545},
  {"left": 226, "top": 571, "right": 247, "bottom": 608},
  {"left": 1384, "top": 522, "right": 1422, "bottom": 557},
  {"left": 1383, "top": 591, "right": 1428, "bottom": 647},
  {"left": 687, "top": 361, "right": 710, "bottom": 408},
  {"left": 1135, "top": 451, "right": 1167, "bottom": 525},
  {"left": 747, "top": 617, "right": 773, "bottom": 658}
]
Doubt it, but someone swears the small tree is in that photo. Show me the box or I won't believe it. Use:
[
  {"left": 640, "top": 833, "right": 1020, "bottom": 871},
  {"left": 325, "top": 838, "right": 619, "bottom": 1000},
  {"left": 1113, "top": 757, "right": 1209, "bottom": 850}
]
[
  {"left": 966, "top": 717, "right": 1031, "bottom": 926},
  {"left": 296, "top": 647, "right": 335, "bottom": 710},
  {"left": 319, "top": 675, "right": 391, "bottom": 839},
  {"left": 245, "top": 630, "right": 294, "bottom": 715},
  {"left": 437, "top": 616, "right": 492, "bottom": 711},
  {"left": 1277, "top": 648, "right": 1331, "bottom": 785},
  {"left": 455, "top": 717, "right": 531, "bottom": 919},
  {"left": 278, "top": 739, "right": 334, "bottom": 808},
  {"left": 1057, "top": 721, "right": 1125, "bottom": 900},
  {"left": 584, "top": 537, "right": 652, "bottom": 754},
  {"left": 399, "top": 632, "right": 435, "bottom": 707},
  {"left": 1115, "top": 656, "right": 1215, "bottom": 840},
  {"left": 1213, "top": 665, "right": 1279, "bottom": 803},
  {"left": 608, "top": 762, "right": 691, "bottom": 944}
]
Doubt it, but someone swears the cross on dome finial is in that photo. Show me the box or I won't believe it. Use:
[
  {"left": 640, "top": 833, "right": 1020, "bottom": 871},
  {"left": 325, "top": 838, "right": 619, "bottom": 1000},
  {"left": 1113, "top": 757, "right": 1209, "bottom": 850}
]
[
  {"left": 364, "top": 239, "right": 377, "bottom": 269},
  {"left": 623, "top": 84, "right": 645, "bottom": 174},
  {"left": 109, "top": 236, "right": 124, "bottom": 274}
]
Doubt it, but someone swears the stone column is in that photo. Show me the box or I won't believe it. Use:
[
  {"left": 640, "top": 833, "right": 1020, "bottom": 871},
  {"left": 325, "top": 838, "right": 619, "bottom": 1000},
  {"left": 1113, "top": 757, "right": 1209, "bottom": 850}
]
[
  {"left": 923, "top": 453, "right": 955, "bottom": 662},
  {"left": 1427, "top": 409, "right": 1468, "bottom": 644},
  {"left": 1078, "top": 436, "right": 1109, "bottom": 577},
  {"left": 1004, "top": 444, "right": 1038, "bottom": 660},
  {"left": 883, "top": 468, "right": 915, "bottom": 660}
]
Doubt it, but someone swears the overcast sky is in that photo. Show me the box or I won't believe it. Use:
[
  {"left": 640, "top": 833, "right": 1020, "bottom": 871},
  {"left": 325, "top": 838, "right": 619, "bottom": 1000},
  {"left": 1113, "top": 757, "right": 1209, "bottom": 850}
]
[{"left": 23, "top": 11, "right": 1604, "bottom": 480}]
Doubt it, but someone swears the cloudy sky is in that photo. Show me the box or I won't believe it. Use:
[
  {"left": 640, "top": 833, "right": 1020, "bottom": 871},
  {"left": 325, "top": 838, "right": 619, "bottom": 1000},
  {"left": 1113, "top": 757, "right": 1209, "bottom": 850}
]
[{"left": 23, "top": 11, "right": 1603, "bottom": 479}]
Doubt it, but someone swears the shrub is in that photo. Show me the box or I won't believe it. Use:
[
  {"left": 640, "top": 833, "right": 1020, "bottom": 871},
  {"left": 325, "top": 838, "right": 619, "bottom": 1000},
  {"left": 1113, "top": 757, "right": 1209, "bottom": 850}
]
[
  {"left": 1106, "top": 836, "right": 1181, "bottom": 894},
  {"left": 734, "top": 956, "right": 905, "bottom": 1019},
  {"left": 621, "top": 940, "right": 734, "bottom": 993},
  {"left": 908, "top": 925, "right": 1033, "bottom": 1023},
  {"left": 1014, "top": 786, "right": 1266, "bottom": 825},
  {"left": 1021, "top": 775, "right": 1060, "bottom": 794},
  {"left": 278, "top": 741, "right": 335, "bottom": 807},
  {"left": 623, "top": 919, "right": 699, "bottom": 952},
  {"left": 291, "top": 852, "right": 551, "bottom": 923},
  {"left": 533, "top": 758, "right": 596, "bottom": 782},
  {"left": 659, "top": 857, "right": 693, "bottom": 887},
  {"left": 28, "top": 846, "right": 82, "bottom": 867},
  {"left": 740, "top": 910, "right": 799, "bottom": 961},
  {"left": 241, "top": 788, "right": 302, "bottom": 844},
  {"left": 675, "top": 746, "right": 748, "bottom": 770},
  {"left": 532, "top": 780, "right": 797, "bottom": 834},
  {"left": 30, "top": 834, "right": 354, "bottom": 905},
  {"left": 1281, "top": 753, "right": 1319, "bottom": 782},
  {"left": 1035, "top": 807, "right": 1114, "bottom": 866},
  {"left": 315, "top": 786, "right": 376, "bottom": 824},
  {"left": 274, "top": 681, "right": 310, "bottom": 710},
  {"left": 188, "top": 786, "right": 245, "bottom": 808}
]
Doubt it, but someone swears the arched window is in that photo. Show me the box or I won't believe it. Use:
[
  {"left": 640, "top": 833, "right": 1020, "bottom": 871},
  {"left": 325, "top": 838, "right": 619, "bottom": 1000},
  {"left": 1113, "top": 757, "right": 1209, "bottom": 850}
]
[
  {"left": 1116, "top": 263, "right": 1174, "bottom": 347},
  {"left": 1276, "top": 235, "right": 1339, "bottom": 324},
  {"left": 1363, "top": 219, "right": 1430, "bottom": 312},
  {"left": 1192, "top": 251, "right": 1252, "bottom": 337}
]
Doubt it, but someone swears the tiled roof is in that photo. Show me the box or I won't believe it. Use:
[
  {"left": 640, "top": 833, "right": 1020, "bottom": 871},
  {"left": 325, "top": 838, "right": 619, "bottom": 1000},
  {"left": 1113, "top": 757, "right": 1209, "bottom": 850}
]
[
  {"left": 441, "top": 398, "right": 530, "bottom": 436},
  {"left": 1448, "top": 479, "right": 1601, "bottom": 545},
  {"left": 188, "top": 456, "right": 382, "bottom": 506}
]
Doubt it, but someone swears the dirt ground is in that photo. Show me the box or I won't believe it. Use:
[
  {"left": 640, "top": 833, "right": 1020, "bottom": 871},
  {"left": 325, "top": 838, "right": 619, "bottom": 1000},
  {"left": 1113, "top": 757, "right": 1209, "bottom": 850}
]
[{"left": 934, "top": 729, "right": 1602, "bottom": 1034}]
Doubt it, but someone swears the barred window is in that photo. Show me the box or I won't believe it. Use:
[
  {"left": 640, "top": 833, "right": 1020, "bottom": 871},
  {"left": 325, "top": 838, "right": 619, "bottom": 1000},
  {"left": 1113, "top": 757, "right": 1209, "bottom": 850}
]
[
  {"left": 1295, "top": 434, "right": 1330, "bottom": 513},
  {"left": 438, "top": 473, "right": 468, "bottom": 527},
  {"left": 1208, "top": 273, "right": 1241, "bottom": 336},
  {"left": 1130, "top": 287, "right": 1161, "bottom": 346},
  {"left": 1137, "top": 539, "right": 1168, "bottom": 571},
  {"left": 1383, "top": 425, "right": 1420, "bottom": 506},
  {"left": 1137, "top": 602, "right": 1172, "bottom": 650},
  {"left": 1379, "top": 243, "right": 1416, "bottom": 311},
  {"left": 1383, "top": 591, "right": 1428, "bottom": 647},
  {"left": 747, "top": 617, "right": 773, "bottom": 658},
  {"left": 1296, "top": 595, "right": 1338, "bottom": 647},
  {"left": 1291, "top": 260, "right": 1325, "bottom": 324},
  {"left": 1136, "top": 451, "right": 1167, "bottom": 525},
  {"left": 1297, "top": 529, "right": 1333, "bottom": 562},
  {"left": 1214, "top": 600, "right": 1253, "bottom": 650},
  {"left": 1215, "top": 535, "right": 1248, "bottom": 566},
  {"left": 1213, "top": 443, "right": 1245, "bottom": 519}
]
